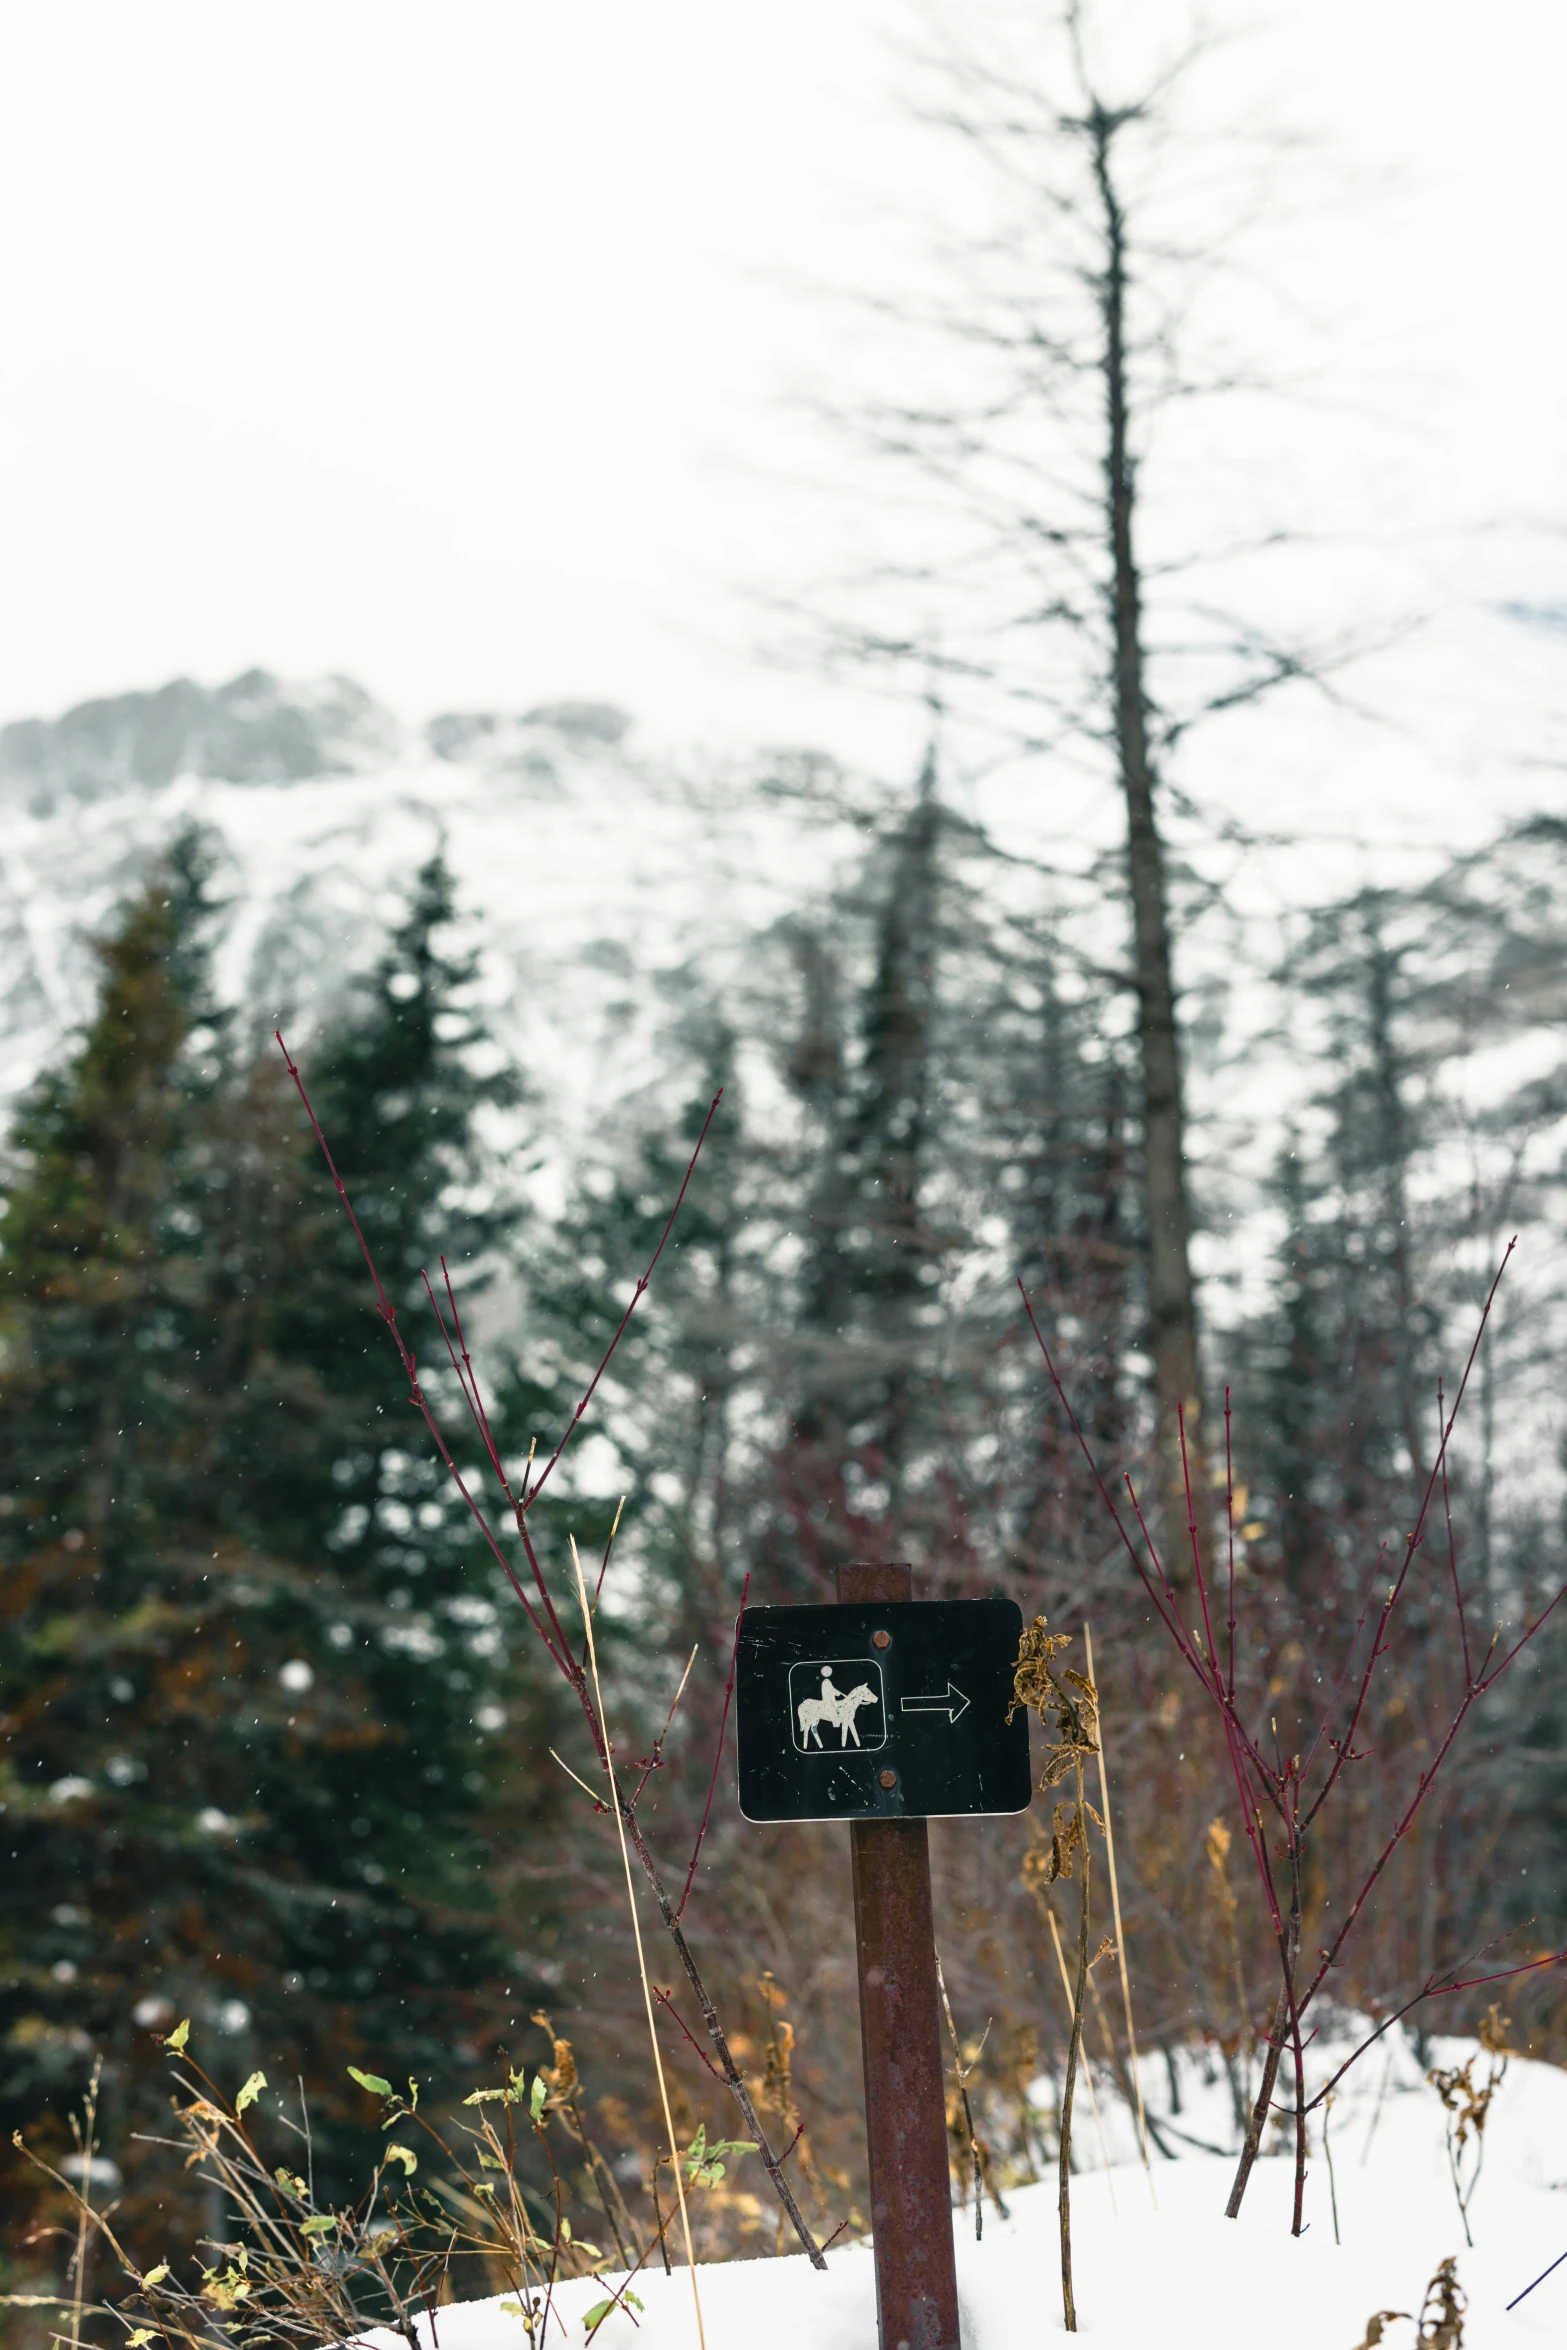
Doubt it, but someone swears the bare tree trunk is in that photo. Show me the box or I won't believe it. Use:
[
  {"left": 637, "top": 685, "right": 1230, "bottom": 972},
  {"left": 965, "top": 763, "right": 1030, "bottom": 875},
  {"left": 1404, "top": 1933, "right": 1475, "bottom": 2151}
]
[
  {"left": 1226, "top": 1986, "right": 1285, "bottom": 2217},
  {"left": 1226, "top": 1900, "right": 1302, "bottom": 2218},
  {"left": 1363, "top": 919, "right": 1425, "bottom": 1485},
  {"left": 1090, "top": 109, "right": 1202, "bottom": 1466}
]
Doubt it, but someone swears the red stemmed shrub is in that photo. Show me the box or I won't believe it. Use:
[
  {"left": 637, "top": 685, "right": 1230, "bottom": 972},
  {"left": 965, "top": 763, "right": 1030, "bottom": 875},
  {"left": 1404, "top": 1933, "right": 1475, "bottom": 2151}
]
[{"left": 1020, "top": 1243, "right": 1567, "bottom": 2230}]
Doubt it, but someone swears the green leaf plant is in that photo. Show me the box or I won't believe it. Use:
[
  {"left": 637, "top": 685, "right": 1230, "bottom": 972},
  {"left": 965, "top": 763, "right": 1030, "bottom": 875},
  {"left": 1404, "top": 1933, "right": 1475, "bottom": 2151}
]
[{"left": 7, "top": 2028, "right": 680, "bottom": 2350}]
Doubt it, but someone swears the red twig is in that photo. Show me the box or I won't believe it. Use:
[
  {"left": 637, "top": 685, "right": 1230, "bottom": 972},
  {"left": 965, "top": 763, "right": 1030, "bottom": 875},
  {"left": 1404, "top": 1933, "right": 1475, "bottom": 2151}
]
[
  {"left": 1171, "top": 1415, "right": 1299, "bottom": 2049},
  {"left": 522, "top": 1093, "right": 723, "bottom": 1514},
  {"left": 1018, "top": 1241, "right": 1567, "bottom": 2228},
  {"left": 1296, "top": 1546, "right": 1388, "bottom": 1792},
  {"left": 1302, "top": 1244, "right": 1513, "bottom": 1836},
  {"left": 420, "top": 1261, "right": 576, "bottom": 1665},
  {"left": 1298, "top": 1661, "right": 1504, "bottom": 2011},
  {"left": 1224, "top": 1387, "right": 1237, "bottom": 1702},
  {"left": 437, "top": 1256, "right": 507, "bottom": 1488},
  {"left": 277, "top": 1028, "right": 575, "bottom": 1678},
  {"left": 676, "top": 1573, "right": 750, "bottom": 1921},
  {"left": 1480, "top": 1580, "right": 1567, "bottom": 1683},
  {"left": 1306, "top": 1941, "right": 1567, "bottom": 2113},
  {"left": 630, "top": 1638, "right": 698, "bottom": 1808},
  {"left": 1180, "top": 1403, "right": 1224, "bottom": 1681},
  {"left": 1438, "top": 1376, "right": 1473, "bottom": 1689},
  {"left": 652, "top": 1988, "right": 726, "bottom": 2083}
]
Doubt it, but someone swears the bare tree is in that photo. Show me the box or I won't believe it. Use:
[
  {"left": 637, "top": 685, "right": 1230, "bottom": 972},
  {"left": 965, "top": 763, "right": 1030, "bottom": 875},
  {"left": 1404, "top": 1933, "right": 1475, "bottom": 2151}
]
[{"left": 791, "top": 0, "right": 1371, "bottom": 1480}]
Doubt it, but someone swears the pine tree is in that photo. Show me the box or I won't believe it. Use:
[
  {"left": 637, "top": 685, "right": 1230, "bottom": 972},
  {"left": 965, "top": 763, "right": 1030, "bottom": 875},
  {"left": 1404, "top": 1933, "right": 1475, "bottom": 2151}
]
[
  {"left": 1237, "top": 890, "right": 1441, "bottom": 1590},
  {"left": 770, "top": 763, "right": 1138, "bottom": 1595},
  {"left": 972, "top": 914, "right": 1135, "bottom": 1586},
  {"left": 776, "top": 762, "right": 948, "bottom": 1561},
  {"left": 0, "top": 846, "right": 570, "bottom": 2262}
]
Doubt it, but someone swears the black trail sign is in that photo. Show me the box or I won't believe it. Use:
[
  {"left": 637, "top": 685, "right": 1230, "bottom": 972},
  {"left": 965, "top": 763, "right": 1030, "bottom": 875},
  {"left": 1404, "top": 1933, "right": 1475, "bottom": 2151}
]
[
  {"left": 737, "top": 1567, "right": 1028, "bottom": 2350},
  {"left": 735, "top": 1596, "right": 1030, "bottom": 1823}
]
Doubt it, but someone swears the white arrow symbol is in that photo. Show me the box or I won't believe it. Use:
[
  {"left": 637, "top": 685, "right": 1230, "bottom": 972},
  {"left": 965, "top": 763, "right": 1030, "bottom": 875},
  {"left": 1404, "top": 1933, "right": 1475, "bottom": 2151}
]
[{"left": 900, "top": 1683, "right": 970, "bottom": 1725}]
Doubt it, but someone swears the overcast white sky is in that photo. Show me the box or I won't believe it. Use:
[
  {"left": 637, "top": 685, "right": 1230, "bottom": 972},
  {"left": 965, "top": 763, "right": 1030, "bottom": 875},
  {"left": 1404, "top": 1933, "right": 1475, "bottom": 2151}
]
[{"left": 1, "top": 0, "right": 1564, "bottom": 852}]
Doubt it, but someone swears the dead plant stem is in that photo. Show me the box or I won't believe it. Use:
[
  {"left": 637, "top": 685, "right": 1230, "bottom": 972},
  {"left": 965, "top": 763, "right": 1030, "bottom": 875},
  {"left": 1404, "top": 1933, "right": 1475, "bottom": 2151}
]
[
  {"left": 69, "top": 2059, "right": 101, "bottom": 2350},
  {"left": 1084, "top": 1626, "right": 1154, "bottom": 2200},
  {"left": 1058, "top": 1754, "right": 1092, "bottom": 2332},
  {"left": 1323, "top": 2093, "right": 1341, "bottom": 2246},
  {"left": 936, "top": 1953, "right": 1005, "bottom": 2237},
  {"left": 1360, "top": 2042, "right": 1396, "bottom": 2168},
  {"left": 562, "top": 2096, "right": 640, "bottom": 2269},
  {"left": 1046, "top": 1905, "right": 1117, "bottom": 2215},
  {"left": 572, "top": 1542, "right": 706, "bottom": 2350}
]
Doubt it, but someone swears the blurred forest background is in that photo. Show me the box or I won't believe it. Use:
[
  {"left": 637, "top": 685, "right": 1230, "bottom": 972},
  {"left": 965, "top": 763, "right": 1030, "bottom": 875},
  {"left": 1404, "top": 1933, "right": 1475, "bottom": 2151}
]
[{"left": 4, "top": 0, "right": 1567, "bottom": 2330}]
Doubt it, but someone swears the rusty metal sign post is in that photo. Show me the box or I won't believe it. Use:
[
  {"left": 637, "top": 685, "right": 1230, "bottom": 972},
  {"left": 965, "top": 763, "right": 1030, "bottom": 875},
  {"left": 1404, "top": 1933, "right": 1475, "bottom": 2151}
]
[
  {"left": 735, "top": 1565, "right": 1029, "bottom": 2350},
  {"left": 842, "top": 1559, "right": 962, "bottom": 2350}
]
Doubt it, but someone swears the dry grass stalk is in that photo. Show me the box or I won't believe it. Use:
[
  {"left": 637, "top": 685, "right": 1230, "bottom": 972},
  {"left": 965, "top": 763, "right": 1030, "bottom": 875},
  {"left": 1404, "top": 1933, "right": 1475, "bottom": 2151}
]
[
  {"left": 66, "top": 2054, "right": 104, "bottom": 2349},
  {"left": 1061, "top": 1750, "right": 1093, "bottom": 2334},
  {"left": 1084, "top": 1624, "right": 1154, "bottom": 2201},
  {"left": 752, "top": 1973, "right": 837, "bottom": 2254},
  {"left": 1041, "top": 1904, "right": 1118, "bottom": 2214},
  {"left": 2, "top": 2058, "right": 113, "bottom": 2349},
  {"left": 1011, "top": 1616, "right": 1101, "bottom": 2333},
  {"left": 572, "top": 1536, "right": 707, "bottom": 2350},
  {"left": 935, "top": 1954, "right": 1007, "bottom": 2240},
  {"left": 1426, "top": 2006, "right": 1510, "bottom": 2248},
  {"left": 756, "top": 1977, "right": 806, "bottom": 2255},
  {"left": 1322, "top": 2090, "right": 1341, "bottom": 2245}
]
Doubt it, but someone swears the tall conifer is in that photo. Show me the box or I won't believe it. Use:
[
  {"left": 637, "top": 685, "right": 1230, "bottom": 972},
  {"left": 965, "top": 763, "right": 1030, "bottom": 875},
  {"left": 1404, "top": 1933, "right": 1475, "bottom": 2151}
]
[{"left": 0, "top": 846, "right": 567, "bottom": 2256}]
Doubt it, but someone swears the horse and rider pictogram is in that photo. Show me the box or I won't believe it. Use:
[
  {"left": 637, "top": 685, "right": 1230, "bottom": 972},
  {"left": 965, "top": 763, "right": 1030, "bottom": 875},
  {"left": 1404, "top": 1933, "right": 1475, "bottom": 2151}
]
[
  {"left": 788, "top": 1657, "right": 887, "bottom": 1752},
  {"left": 736, "top": 1596, "right": 1030, "bottom": 1822}
]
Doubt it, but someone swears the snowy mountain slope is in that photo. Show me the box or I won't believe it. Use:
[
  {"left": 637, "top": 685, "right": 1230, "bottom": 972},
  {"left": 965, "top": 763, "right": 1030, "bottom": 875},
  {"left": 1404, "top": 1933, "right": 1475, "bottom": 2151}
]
[
  {"left": 0, "top": 670, "right": 869, "bottom": 1163},
  {"left": 0, "top": 668, "right": 401, "bottom": 808},
  {"left": 345, "top": 2029, "right": 1567, "bottom": 2349},
  {"left": 6, "top": 665, "right": 1566, "bottom": 1542}
]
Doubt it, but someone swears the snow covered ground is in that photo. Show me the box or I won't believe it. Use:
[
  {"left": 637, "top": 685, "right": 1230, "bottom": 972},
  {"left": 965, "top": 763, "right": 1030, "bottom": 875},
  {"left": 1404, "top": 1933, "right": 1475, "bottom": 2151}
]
[{"left": 351, "top": 2028, "right": 1567, "bottom": 2349}]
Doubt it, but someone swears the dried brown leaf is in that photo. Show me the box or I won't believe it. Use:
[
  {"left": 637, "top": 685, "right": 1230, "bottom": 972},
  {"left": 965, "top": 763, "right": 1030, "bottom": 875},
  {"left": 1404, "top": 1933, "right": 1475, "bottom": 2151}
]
[
  {"left": 1350, "top": 2313, "right": 1410, "bottom": 2349},
  {"left": 1417, "top": 2256, "right": 1465, "bottom": 2347}
]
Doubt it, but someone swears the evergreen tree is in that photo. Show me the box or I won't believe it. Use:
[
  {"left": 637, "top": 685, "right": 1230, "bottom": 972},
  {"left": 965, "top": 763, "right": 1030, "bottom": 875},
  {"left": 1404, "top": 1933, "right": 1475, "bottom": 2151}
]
[
  {"left": 523, "top": 763, "right": 1138, "bottom": 1617},
  {"left": 776, "top": 759, "right": 959, "bottom": 1563},
  {"left": 1235, "top": 890, "right": 1443, "bottom": 1599},
  {"left": 0, "top": 846, "right": 570, "bottom": 2262},
  {"left": 970, "top": 915, "right": 1135, "bottom": 1586},
  {"left": 769, "top": 762, "right": 1138, "bottom": 1595}
]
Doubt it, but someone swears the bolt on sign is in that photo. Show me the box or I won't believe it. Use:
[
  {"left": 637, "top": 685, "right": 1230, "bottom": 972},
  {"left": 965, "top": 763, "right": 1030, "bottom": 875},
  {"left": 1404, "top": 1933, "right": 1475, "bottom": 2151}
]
[
  {"left": 735, "top": 1595, "right": 1031, "bottom": 1823},
  {"left": 735, "top": 1569, "right": 1032, "bottom": 2350}
]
